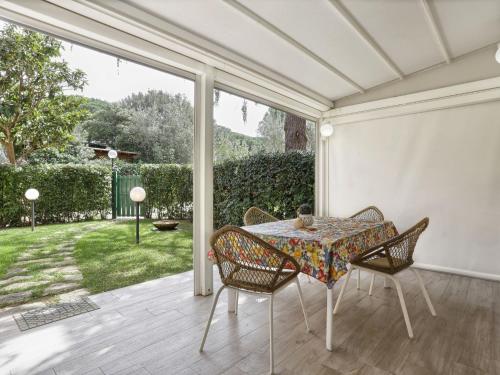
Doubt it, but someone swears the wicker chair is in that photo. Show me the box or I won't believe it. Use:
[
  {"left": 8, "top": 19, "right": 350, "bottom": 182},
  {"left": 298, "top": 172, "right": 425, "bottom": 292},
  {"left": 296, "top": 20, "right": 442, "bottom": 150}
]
[
  {"left": 350, "top": 206, "right": 385, "bottom": 222},
  {"left": 350, "top": 206, "right": 385, "bottom": 289},
  {"left": 200, "top": 225, "right": 310, "bottom": 375},
  {"left": 333, "top": 218, "right": 436, "bottom": 338},
  {"left": 243, "top": 206, "right": 278, "bottom": 226}
]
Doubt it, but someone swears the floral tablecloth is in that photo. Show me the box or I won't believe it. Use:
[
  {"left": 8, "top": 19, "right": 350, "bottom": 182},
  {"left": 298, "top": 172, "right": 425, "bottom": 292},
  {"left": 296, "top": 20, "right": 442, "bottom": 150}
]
[{"left": 242, "top": 217, "right": 397, "bottom": 288}]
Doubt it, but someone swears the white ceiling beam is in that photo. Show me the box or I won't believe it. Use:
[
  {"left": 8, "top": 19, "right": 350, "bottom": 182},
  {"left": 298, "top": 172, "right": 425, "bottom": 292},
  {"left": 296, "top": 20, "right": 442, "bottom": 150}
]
[
  {"left": 326, "top": 0, "right": 404, "bottom": 80},
  {"left": 419, "top": 0, "right": 451, "bottom": 63},
  {"left": 221, "top": 0, "right": 365, "bottom": 93}
]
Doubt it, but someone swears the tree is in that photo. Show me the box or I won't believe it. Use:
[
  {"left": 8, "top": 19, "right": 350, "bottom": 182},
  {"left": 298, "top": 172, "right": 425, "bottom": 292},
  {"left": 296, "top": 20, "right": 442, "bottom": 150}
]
[
  {"left": 258, "top": 108, "right": 315, "bottom": 153},
  {"left": 257, "top": 108, "right": 286, "bottom": 153},
  {"left": 119, "top": 90, "right": 194, "bottom": 163},
  {"left": 80, "top": 101, "right": 131, "bottom": 148},
  {"left": 0, "top": 24, "right": 88, "bottom": 164},
  {"left": 284, "top": 113, "right": 307, "bottom": 151}
]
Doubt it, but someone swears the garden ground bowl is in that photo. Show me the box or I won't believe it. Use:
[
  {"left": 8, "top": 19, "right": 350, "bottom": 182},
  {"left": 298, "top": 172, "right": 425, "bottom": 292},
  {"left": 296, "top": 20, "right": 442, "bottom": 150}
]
[{"left": 153, "top": 220, "right": 179, "bottom": 231}]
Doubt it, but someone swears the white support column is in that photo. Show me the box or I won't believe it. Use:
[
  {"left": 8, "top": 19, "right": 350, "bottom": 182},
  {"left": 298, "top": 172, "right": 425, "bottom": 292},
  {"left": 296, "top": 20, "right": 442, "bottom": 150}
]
[
  {"left": 317, "top": 119, "right": 330, "bottom": 217},
  {"left": 193, "top": 66, "right": 215, "bottom": 296}
]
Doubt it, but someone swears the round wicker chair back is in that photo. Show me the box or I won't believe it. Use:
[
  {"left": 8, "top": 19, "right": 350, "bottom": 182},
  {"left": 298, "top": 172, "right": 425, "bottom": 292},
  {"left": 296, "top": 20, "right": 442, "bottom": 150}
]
[
  {"left": 243, "top": 207, "right": 279, "bottom": 226},
  {"left": 386, "top": 217, "right": 429, "bottom": 268},
  {"left": 210, "top": 225, "right": 299, "bottom": 293},
  {"left": 352, "top": 217, "right": 429, "bottom": 273},
  {"left": 350, "top": 206, "right": 384, "bottom": 222}
]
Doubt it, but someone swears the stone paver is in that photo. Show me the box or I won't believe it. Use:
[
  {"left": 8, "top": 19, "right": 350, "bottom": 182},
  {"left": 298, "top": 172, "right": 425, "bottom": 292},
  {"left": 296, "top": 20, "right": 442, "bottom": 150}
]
[
  {"left": 1, "top": 281, "right": 50, "bottom": 292},
  {"left": 13, "top": 258, "right": 60, "bottom": 266},
  {"left": 4, "top": 268, "right": 28, "bottom": 278},
  {"left": 58, "top": 288, "right": 90, "bottom": 302},
  {"left": 0, "top": 275, "right": 33, "bottom": 287},
  {"left": 41, "top": 265, "right": 80, "bottom": 275},
  {"left": 62, "top": 274, "right": 83, "bottom": 282},
  {"left": 0, "top": 222, "right": 108, "bottom": 308},
  {"left": 43, "top": 283, "right": 81, "bottom": 296},
  {"left": 0, "top": 291, "right": 32, "bottom": 305}
]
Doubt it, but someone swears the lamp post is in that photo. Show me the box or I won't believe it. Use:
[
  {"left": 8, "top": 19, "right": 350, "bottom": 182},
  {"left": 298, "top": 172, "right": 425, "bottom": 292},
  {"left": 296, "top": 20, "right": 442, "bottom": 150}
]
[
  {"left": 25, "top": 188, "right": 39, "bottom": 231},
  {"left": 108, "top": 150, "right": 118, "bottom": 219},
  {"left": 130, "top": 187, "right": 146, "bottom": 244}
]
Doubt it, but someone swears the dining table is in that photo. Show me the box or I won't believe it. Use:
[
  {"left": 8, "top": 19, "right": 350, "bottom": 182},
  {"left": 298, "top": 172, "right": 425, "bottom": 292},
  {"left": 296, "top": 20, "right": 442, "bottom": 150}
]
[{"left": 238, "top": 216, "right": 397, "bottom": 351}]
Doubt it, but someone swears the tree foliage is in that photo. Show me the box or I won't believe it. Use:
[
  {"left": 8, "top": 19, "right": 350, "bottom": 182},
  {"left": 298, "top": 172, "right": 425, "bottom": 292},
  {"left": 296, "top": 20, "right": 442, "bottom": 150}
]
[
  {"left": 0, "top": 24, "right": 88, "bottom": 164},
  {"left": 258, "top": 108, "right": 286, "bottom": 153},
  {"left": 80, "top": 100, "right": 131, "bottom": 148},
  {"left": 213, "top": 124, "right": 264, "bottom": 163}
]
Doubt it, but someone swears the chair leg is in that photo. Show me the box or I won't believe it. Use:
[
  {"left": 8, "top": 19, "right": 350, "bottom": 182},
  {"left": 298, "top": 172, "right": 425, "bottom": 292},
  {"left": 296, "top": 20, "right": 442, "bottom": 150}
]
[
  {"left": 368, "top": 274, "right": 375, "bottom": 296},
  {"left": 333, "top": 266, "right": 353, "bottom": 315},
  {"left": 269, "top": 294, "right": 275, "bottom": 375},
  {"left": 391, "top": 276, "right": 414, "bottom": 339},
  {"left": 357, "top": 268, "right": 361, "bottom": 290},
  {"left": 234, "top": 290, "right": 239, "bottom": 315},
  {"left": 295, "top": 278, "right": 310, "bottom": 332},
  {"left": 199, "top": 285, "right": 225, "bottom": 352},
  {"left": 412, "top": 268, "right": 437, "bottom": 316}
]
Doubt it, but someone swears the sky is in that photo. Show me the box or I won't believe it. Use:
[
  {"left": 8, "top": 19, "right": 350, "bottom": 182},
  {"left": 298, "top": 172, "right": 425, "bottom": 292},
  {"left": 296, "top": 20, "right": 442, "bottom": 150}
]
[{"left": 60, "top": 41, "right": 268, "bottom": 137}]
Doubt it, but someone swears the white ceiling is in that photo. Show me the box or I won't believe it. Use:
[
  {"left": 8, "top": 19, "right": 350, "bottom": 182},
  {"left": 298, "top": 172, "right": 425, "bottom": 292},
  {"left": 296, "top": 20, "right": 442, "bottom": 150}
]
[{"left": 90, "top": 0, "right": 500, "bottom": 102}]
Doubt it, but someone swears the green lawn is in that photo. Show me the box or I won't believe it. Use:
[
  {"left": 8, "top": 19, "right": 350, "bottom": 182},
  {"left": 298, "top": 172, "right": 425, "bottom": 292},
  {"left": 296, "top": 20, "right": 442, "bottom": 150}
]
[
  {"left": 0, "top": 220, "right": 193, "bottom": 295},
  {"left": 74, "top": 220, "right": 193, "bottom": 293}
]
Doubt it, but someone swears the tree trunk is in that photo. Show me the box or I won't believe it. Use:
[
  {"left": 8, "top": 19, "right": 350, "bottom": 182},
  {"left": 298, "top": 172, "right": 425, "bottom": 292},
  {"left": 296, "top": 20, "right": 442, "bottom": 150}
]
[
  {"left": 4, "top": 141, "right": 16, "bottom": 165},
  {"left": 284, "top": 113, "right": 307, "bottom": 152}
]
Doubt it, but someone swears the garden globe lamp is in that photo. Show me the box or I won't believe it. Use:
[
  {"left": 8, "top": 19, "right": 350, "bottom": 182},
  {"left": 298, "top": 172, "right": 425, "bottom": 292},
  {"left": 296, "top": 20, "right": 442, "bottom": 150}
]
[
  {"left": 320, "top": 122, "right": 334, "bottom": 139},
  {"left": 25, "top": 188, "right": 39, "bottom": 231},
  {"left": 130, "top": 187, "right": 146, "bottom": 244},
  {"left": 108, "top": 149, "right": 118, "bottom": 169}
]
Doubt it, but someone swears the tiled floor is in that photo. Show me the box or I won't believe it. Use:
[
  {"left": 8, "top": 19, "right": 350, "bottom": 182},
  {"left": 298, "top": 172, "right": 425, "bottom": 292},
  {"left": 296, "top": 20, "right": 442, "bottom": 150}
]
[{"left": 0, "top": 268, "right": 498, "bottom": 375}]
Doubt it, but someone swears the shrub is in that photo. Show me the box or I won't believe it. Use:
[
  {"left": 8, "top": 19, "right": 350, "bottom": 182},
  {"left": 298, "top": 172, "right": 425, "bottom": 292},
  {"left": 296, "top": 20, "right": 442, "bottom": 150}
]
[
  {"left": 140, "top": 164, "right": 193, "bottom": 220},
  {"left": 0, "top": 164, "right": 110, "bottom": 227},
  {"left": 213, "top": 152, "right": 314, "bottom": 228}
]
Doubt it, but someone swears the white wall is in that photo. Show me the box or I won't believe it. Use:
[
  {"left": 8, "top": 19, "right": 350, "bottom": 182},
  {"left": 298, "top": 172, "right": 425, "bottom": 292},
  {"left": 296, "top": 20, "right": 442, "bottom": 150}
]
[{"left": 329, "top": 99, "right": 500, "bottom": 279}]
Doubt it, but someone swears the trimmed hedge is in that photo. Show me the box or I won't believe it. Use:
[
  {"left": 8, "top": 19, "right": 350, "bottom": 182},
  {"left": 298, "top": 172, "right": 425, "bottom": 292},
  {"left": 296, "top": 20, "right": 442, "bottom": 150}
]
[
  {"left": 0, "top": 164, "right": 110, "bottom": 227},
  {"left": 132, "top": 153, "right": 314, "bottom": 225},
  {"left": 140, "top": 164, "right": 193, "bottom": 220},
  {"left": 213, "top": 152, "right": 314, "bottom": 228},
  {"left": 0, "top": 152, "right": 314, "bottom": 228}
]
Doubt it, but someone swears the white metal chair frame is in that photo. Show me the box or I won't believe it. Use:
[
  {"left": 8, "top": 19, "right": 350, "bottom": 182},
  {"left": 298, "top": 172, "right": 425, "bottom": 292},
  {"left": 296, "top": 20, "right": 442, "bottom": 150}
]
[
  {"left": 333, "top": 218, "right": 436, "bottom": 339},
  {"left": 200, "top": 276, "right": 310, "bottom": 375},
  {"left": 333, "top": 265, "right": 436, "bottom": 338},
  {"left": 199, "top": 225, "right": 310, "bottom": 375}
]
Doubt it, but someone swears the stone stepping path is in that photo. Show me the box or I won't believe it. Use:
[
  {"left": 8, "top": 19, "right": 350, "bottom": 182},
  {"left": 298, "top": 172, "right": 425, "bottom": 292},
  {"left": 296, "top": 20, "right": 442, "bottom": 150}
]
[{"left": 0, "top": 223, "right": 108, "bottom": 308}]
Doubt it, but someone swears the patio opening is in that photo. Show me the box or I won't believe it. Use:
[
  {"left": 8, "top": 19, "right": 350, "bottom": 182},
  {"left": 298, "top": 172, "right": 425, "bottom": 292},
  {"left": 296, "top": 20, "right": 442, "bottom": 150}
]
[
  {"left": 0, "top": 20, "right": 195, "bottom": 308},
  {"left": 212, "top": 89, "right": 317, "bottom": 228}
]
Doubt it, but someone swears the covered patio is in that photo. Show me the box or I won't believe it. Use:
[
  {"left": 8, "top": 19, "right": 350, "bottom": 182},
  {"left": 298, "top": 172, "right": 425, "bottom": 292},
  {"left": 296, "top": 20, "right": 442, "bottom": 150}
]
[
  {"left": 2, "top": 268, "right": 498, "bottom": 374},
  {"left": 1, "top": 0, "right": 500, "bottom": 374}
]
